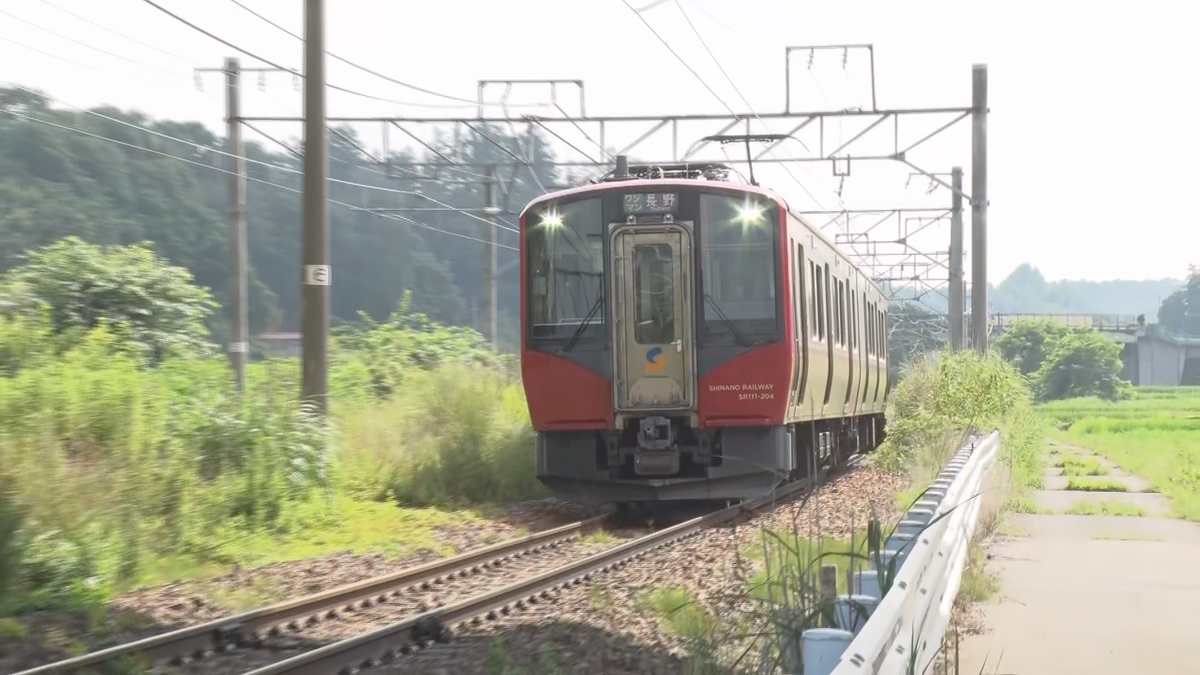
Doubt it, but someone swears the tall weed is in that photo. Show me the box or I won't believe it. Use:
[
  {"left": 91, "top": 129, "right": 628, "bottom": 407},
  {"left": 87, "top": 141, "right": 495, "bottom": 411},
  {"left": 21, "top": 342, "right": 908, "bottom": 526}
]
[{"left": 335, "top": 362, "right": 542, "bottom": 506}]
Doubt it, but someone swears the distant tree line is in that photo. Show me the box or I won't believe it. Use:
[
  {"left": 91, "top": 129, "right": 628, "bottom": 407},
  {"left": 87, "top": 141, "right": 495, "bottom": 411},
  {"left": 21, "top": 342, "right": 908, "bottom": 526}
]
[{"left": 0, "top": 85, "right": 559, "bottom": 352}]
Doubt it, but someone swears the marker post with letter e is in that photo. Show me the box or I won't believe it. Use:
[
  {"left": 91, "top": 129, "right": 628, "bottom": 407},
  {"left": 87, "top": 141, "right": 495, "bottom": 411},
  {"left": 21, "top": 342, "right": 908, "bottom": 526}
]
[{"left": 301, "top": 0, "right": 330, "bottom": 414}]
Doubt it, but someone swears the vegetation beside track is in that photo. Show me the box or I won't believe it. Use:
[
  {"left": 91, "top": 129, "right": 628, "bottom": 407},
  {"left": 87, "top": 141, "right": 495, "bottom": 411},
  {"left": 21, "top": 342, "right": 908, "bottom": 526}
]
[
  {"left": 636, "top": 350, "right": 1043, "bottom": 673},
  {"left": 0, "top": 241, "right": 542, "bottom": 625},
  {"left": 1041, "top": 386, "right": 1200, "bottom": 521}
]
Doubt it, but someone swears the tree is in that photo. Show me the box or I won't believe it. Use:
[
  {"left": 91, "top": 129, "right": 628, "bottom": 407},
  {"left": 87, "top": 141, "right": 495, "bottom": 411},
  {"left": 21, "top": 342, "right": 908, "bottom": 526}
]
[
  {"left": 1157, "top": 265, "right": 1200, "bottom": 336},
  {"left": 1032, "top": 330, "right": 1130, "bottom": 402},
  {"left": 993, "top": 319, "right": 1070, "bottom": 376},
  {"left": 0, "top": 237, "right": 217, "bottom": 363}
]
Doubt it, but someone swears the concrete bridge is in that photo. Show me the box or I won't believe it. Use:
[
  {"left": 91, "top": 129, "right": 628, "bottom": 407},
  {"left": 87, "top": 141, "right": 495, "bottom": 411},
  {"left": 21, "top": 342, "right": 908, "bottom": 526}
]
[{"left": 990, "top": 313, "right": 1200, "bottom": 386}]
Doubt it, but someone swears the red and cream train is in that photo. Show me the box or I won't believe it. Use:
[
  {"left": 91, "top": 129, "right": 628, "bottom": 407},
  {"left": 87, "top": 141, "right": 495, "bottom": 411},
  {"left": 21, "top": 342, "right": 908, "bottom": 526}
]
[{"left": 519, "top": 160, "right": 889, "bottom": 504}]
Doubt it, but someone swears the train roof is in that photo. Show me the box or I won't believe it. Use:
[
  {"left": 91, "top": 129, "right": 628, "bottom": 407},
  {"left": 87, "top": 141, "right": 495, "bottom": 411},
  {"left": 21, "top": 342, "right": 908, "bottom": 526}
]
[{"left": 519, "top": 174, "right": 885, "bottom": 297}]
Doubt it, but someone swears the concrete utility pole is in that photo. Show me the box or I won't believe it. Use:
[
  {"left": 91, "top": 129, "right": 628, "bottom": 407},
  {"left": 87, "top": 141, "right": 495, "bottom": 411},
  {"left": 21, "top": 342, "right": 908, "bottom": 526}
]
[
  {"left": 970, "top": 64, "right": 989, "bottom": 353},
  {"left": 224, "top": 57, "right": 249, "bottom": 391},
  {"left": 948, "top": 166, "right": 964, "bottom": 351},
  {"left": 301, "top": 0, "right": 330, "bottom": 412},
  {"left": 482, "top": 164, "right": 499, "bottom": 347}
]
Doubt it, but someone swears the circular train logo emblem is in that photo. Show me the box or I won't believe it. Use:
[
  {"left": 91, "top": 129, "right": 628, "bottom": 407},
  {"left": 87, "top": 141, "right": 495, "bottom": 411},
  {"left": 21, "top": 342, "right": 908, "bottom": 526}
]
[{"left": 645, "top": 346, "right": 666, "bottom": 374}]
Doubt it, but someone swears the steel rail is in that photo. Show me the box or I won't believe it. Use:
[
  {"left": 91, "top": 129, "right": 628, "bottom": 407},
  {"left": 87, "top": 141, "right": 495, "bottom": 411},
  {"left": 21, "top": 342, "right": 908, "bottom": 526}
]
[
  {"left": 11, "top": 512, "right": 611, "bottom": 675},
  {"left": 239, "top": 475, "right": 823, "bottom": 675}
]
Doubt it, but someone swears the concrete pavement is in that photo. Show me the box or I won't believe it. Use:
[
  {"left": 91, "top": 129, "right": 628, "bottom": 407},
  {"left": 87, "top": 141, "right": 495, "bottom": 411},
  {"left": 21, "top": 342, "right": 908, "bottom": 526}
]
[{"left": 956, "top": 442, "right": 1200, "bottom": 675}]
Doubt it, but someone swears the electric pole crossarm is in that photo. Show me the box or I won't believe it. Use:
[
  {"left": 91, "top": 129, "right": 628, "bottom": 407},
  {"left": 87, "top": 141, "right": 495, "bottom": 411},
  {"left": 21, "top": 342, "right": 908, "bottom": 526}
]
[
  {"left": 753, "top": 117, "right": 817, "bottom": 160},
  {"left": 828, "top": 112, "right": 891, "bottom": 158},
  {"left": 898, "top": 111, "right": 971, "bottom": 156},
  {"left": 900, "top": 159, "right": 972, "bottom": 202},
  {"left": 237, "top": 106, "right": 975, "bottom": 125}
]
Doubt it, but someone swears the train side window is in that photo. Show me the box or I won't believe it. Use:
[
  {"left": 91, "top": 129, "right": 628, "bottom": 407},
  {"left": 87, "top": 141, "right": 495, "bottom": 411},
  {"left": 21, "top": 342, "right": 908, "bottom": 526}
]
[
  {"left": 831, "top": 279, "right": 839, "bottom": 345},
  {"left": 815, "top": 265, "right": 824, "bottom": 341},
  {"left": 796, "top": 244, "right": 808, "bottom": 339},
  {"left": 867, "top": 303, "right": 874, "bottom": 356},
  {"left": 851, "top": 289, "right": 857, "bottom": 349},
  {"left": 838, "top": 280, "right": 846, "bottom": 347},
  {"left": 869, "top": 302, "right": 876, "bottom": 356},
  {"left": 823, "top": 264, "right": 831, "bottom": 343},
  {"left": 809, "top": 261, "right": 818, "bottom": 339},
  {"left": 878, "top": 306, "right": 883, "bottom": 356},
  {"left": 833, "top": 280, "right": 840, "bottom": 346}
]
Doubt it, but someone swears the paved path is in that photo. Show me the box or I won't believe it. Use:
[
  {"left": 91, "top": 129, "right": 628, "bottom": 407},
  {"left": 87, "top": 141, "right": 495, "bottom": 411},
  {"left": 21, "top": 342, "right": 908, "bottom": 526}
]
[{"left": 957, "top": 441, "right": 1200, "bottom": 675}]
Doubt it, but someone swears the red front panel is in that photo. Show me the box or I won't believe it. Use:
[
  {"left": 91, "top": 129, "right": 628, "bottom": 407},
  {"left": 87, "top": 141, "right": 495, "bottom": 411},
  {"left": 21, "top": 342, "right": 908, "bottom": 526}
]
[
  {"left": 698, "top": 341, "right": 792, "bottom": 427},
  {"left": 521, "top": 350, "right": 613, "bottom": 431}
]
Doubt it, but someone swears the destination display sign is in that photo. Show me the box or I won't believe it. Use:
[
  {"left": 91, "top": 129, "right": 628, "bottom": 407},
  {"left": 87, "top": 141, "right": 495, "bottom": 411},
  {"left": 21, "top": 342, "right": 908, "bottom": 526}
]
[{"left": 623, "top": 192, "right": 679, "bottom": 215}]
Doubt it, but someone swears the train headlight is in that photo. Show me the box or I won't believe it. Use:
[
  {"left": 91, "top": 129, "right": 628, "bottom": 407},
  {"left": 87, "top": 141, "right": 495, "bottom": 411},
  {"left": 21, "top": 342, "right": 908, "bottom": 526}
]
[
  {"left": 735, "top": 200, "right": 765, "bottom": 227},
  {"left": 539, "top": 209, "right": 564, "bottom": 230}
]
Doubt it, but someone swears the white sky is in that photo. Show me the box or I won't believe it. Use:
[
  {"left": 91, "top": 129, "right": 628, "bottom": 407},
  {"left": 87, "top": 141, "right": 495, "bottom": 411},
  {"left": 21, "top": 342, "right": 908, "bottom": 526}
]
[{"left": 1, "top": 0, "right": 1196, "bottom": 284}]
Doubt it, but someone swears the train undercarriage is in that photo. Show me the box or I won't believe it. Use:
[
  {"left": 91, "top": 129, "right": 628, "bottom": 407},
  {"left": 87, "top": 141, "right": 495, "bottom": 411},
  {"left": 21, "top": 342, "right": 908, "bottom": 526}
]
[{"left": 535, "top": 412, "right": 886, "bottom": 505}]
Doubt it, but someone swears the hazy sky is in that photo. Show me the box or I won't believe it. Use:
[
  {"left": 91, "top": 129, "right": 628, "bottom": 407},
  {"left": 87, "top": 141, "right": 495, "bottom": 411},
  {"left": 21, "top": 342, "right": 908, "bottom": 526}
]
[{"left": 2, "top": 0, "right": 1195, "bottom": 284}]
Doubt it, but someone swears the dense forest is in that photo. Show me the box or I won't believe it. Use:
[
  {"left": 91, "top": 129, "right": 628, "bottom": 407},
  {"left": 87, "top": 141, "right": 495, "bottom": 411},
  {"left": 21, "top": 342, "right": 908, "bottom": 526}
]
[
  {"left": 0, "top": 84, "right": 1189, "bottom": 353},
  {"left": 0, "top": 85, "right": 556, "bottom": 352}
]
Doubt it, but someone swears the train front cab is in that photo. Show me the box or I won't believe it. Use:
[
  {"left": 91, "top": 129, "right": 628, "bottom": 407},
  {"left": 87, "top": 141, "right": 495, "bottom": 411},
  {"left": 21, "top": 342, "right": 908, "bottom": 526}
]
[{"left": 522, "top": 184, "right": 795, "bottom": 504}]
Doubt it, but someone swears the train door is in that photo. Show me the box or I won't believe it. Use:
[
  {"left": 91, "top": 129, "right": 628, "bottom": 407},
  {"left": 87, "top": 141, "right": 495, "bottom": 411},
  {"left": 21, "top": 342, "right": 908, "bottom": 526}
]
[{"left": 610, "top": 224, "right": 696, "bottom": 411}]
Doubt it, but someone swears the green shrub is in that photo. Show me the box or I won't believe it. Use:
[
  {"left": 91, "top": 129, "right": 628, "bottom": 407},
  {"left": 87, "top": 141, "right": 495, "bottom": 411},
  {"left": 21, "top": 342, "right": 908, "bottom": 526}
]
[
  {"left": 334, "top": 362, "right": 542, "bottom": 506},
  {"left": 0, "top": 473, "right": 27, "bottom": 613},
  {"left": 874, "top": 350, "right": 1031, "bottom": 475},
  {"left": 1032, "top": 330, "right": 1131, "bottom": 402}
]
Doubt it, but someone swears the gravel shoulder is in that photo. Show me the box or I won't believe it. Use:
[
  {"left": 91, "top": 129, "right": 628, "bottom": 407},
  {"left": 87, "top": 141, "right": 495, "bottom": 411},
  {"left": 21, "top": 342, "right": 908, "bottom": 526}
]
[
  {"left": 376, "top": 465, "right": 908, "bottom": 675},
  {"left": 0, "top": 499, "right": 604, "bottom": 674}
]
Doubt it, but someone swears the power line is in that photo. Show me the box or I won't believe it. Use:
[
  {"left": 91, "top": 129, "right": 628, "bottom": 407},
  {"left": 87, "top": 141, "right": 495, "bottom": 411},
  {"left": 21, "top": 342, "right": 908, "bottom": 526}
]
[
  {"left": 0, "top": 34, "right": 192, "bottom": 93},
  {"left": 226, "top": 0, "right": 544, "bottom": 110},
  {"left": 138, "top": 0, "right": 493, "bottom": 110},
  {"left": 619, "top": 0, "right": 740, "bottom": 119},
  {"left": 3, "top": 109, "right": 519, "bottom": 251},
  {"left": 40, "top": 0, "right": 193, "bottom": 66},
  {"left": 0, "top": 7, "right": 184, "bottom": 78},
  {"left": 623, "top": 0, "right": 832, "bottom": 210}
]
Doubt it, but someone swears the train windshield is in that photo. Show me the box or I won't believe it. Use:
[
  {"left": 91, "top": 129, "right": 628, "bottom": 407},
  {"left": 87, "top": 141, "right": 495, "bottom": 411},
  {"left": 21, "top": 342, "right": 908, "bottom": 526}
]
[
  {"left": 699, "top": 193, "right": 779, "bottom": 338},
  {"left": 525, "top": 197, "right": 605, "bottom": 341}
]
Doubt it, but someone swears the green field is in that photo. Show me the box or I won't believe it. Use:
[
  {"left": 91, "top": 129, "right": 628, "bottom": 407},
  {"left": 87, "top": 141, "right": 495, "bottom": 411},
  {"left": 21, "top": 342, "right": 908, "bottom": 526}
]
[{"left": 1041, "top": 386, "right": 1200, "bottom": 521}]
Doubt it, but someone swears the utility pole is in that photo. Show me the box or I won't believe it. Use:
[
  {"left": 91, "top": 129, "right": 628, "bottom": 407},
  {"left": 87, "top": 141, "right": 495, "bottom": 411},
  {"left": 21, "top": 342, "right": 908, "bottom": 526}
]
[
  {"left": 224, "top": 57, "right": 248, "bottom": 392},
  {"left": 970, "top": 64, "right": 989, "bottom": 353},
  {"left": 482, "top": 165, "right": 499, "bottom": 347},
  {"left": 948, "top": 166, "right": 964, "bottom": 351},
  {"left": 301, "top": 0, "right": 330, "bottom": 412}
]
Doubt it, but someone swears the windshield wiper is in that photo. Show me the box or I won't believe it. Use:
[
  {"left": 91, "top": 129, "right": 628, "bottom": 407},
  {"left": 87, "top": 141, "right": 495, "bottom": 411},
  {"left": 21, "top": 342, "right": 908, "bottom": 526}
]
[
  {"left": 562, "top": 292, "right": 604, "bottom": 352},
  {"left": 703, "top": 293, "right": 753, "bottom": 347}
]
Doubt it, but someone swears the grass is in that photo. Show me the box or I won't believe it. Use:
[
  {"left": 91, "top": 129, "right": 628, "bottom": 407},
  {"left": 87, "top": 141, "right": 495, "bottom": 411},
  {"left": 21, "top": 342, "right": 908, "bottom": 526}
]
[
  {"left": 1055, "top": 455, "right": 1109, "bottom": 476},
  {"left": 581, "top": 529, "right": 618, "bottom": 546},
  {"left": 0, "top": 320, "right": 543, "bottom": 619},
  {"left": 641, "top": 587, "right": 717, "bottom": 642},
  {"left": 1065, "top": 477, "right": 1128, "bottom": 492},
  {"left": 1042, "top": 387, "right": 1200, "bottom": 521},
  {"left": 1064, "top": 501, "right": 1146, "bottom": 517}
]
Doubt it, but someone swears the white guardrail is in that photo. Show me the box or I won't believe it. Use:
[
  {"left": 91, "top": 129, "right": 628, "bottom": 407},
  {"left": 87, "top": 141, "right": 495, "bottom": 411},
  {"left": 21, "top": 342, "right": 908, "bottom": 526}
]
[{"left": 796, "top": 429, "right": 1001, "bottom": 675}]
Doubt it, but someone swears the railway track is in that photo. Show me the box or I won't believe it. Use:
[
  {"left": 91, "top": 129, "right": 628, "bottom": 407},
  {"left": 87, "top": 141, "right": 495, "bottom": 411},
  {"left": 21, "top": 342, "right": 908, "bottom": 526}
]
[
  {"left": 11, "top": 513, "right": 613, "bottom": 675},
  {"left": 17, "top": 460, "right": 852, "bottom": 675}
]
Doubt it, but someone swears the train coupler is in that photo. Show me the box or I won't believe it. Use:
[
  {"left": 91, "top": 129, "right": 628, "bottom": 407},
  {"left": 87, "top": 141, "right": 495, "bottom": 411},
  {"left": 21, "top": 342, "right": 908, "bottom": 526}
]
[{"left": 634, "top": 416, "right": 680, "bottom": 476}]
